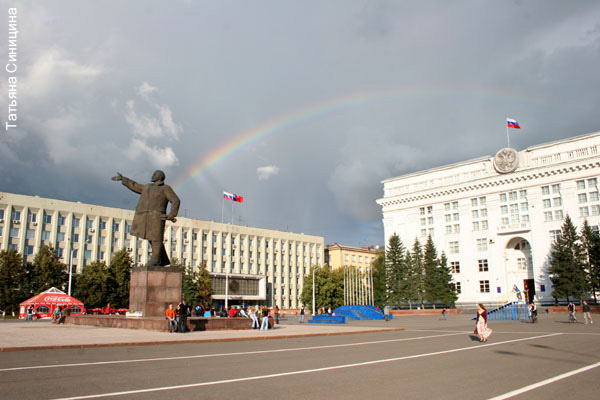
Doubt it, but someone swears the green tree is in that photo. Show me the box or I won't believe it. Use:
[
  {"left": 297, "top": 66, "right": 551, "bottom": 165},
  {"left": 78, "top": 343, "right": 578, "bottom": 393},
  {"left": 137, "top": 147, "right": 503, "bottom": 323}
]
[
  {"left": 107, "top": 249, "right": 133, "bottom": 308},
  {"left": 581, "top": 220, "right": 600, "bottom": 303},
  {"left": 179, "top": 260, "right": 197, "bottom": 304},
  {"left": 385, "top": 233, "right": 407, "bottom": 307},
  {"left": 548, "top": 215, "right": 588, "bottom": 301},
  {"left": 73, "top": 261, "right": 110, "bottom": 308},
  {"left": 301, "top": 265, "right": 343, "bottom": 312},
  {"left": 436, "top": 251, "right": 458, "bottom": 307},
  {"left": 29, "top": 245, "right": 68, "bottom": 293},
  {"left": 0, "top": 249, "right": 27, "bottom": 314},
  {"left": 372, "top": 251, "right": 386, "bottom": 306},
  {"left": 423, "top": 236, "right": 440, "bottom": 306},
  {"left": 194, "top": 262, "right": 213, "bottom": 308},
  {"left": 408, "top": 238, "right": 424, "bottom": 309}
]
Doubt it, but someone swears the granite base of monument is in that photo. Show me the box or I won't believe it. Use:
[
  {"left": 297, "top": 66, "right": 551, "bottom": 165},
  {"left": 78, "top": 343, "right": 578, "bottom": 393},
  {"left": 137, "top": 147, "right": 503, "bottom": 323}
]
[{"left": 129, "top": 265, "right": 182, "bottom": 317}]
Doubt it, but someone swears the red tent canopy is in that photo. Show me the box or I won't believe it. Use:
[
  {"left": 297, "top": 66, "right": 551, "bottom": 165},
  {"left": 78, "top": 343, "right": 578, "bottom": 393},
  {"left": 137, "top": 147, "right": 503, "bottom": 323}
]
[{"left": 19, "top": 287, "right": 84, "bottom": 319}]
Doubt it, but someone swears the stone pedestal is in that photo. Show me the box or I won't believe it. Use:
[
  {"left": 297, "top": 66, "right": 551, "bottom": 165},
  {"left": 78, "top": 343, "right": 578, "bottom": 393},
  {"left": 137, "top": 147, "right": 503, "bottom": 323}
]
[{"left": 129, "top": 265, "right": 182, "bottom": 317}]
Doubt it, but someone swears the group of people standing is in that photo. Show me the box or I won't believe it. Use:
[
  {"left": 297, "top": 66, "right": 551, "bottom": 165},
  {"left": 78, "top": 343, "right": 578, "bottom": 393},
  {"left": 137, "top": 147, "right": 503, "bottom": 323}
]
[
  {"left": 165, "top": 302, "right": 282, "bottom": 332},
  {"left": 165, "top": 300, "right": 190, "bottom": 333}
]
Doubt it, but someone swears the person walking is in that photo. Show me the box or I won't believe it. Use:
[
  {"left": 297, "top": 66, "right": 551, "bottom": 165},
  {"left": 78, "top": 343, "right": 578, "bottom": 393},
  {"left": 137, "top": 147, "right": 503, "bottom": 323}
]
[
  {"left": 441, "top": 308, "right": 447, "bottom": 320},
  {"left": 299, "top": 306, "right": 305, "bottom": 323},
  {"left": 475, "top": 304, "right": 493, "bottom": 343},
  {"left": 583, "top": 300, "right": 594, "bottom": 324},
  {"left": 165, "top": 304, "right": 176, "bottom": 333},
  {"left": 250, "top": 307, "right": 260, "bottom": 329},
  {"left": 568, "top": 301, "right": 577, "bottom": 323},
  {"left": 260, "top": 307, "right": 270, "bottom": 331},
  {"left": 528, "top": 301, "right": 537, "bottom": 323},
  {"left": 384, "top": 305, "right": 391, "bottom": 322}
]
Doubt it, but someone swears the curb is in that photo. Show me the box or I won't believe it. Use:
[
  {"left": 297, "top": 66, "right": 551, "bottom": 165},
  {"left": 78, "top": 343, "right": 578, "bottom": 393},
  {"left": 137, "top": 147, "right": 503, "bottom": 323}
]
[{"left": 0, "top": 327, "right": 405, "bottom": 352}]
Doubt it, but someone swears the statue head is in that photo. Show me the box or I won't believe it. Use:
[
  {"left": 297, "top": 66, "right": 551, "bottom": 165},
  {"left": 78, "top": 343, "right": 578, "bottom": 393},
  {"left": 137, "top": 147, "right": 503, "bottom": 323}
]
[{"left": 151, "top": 170, "right": 166, "bottom": 183}]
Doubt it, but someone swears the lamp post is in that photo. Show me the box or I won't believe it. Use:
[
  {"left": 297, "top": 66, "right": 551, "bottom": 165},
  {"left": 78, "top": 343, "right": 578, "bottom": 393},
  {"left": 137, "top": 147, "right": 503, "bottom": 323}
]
[
  {"left": 68, "top": 248, "right": 76, "bottom": 296},
  {"left": 312, "top": 266, "right": 320, "bottom": 315}
]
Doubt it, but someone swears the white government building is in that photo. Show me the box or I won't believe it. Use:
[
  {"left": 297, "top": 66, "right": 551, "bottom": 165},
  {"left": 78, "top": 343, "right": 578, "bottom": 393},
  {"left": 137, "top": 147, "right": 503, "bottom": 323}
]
[
  {"left": 377, "top": 131, "right": 600, "bottom": 306},
  {"left": 0, "top": 192, "right": 324, "bottom": 309}
]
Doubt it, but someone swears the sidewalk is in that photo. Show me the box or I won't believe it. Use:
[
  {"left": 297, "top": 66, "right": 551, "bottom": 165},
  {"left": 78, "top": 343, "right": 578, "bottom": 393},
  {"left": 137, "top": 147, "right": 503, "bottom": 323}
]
[{"left": 0, "top": 320, "right": 404, "bottom": 352}]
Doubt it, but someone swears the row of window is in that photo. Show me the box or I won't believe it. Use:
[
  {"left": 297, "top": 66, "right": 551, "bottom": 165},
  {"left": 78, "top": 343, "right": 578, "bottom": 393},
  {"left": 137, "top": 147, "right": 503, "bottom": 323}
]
[{"left": 450, "top": 259, "right": 489, "bottom": 273}]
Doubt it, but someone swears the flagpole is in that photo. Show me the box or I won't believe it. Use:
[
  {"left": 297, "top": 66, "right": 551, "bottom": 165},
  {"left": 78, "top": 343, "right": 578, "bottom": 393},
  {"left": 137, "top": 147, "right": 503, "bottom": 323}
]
[
  {"left": 506, "top": 118, "right": 511, "bottom": 148},
  {"left": 221, "top": 196, "right": 224, "bottom": 224},
  {"left": 231, "top": 201, "right": 234, "bottom": 224}
]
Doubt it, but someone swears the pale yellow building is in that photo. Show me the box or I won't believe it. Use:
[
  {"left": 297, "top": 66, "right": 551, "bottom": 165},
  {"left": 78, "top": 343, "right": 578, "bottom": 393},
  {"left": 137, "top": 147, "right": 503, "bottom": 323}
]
[
  {"left": 325, "top": 243, "right": 379, "bottom": 271},
  {"left": 0, "top": 192, "right": 324, "bottom": 308}
]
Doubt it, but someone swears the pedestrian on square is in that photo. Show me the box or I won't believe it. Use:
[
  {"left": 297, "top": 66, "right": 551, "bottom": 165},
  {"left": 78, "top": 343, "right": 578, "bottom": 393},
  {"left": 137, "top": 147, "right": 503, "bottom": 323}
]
[
  {"left": 299, "top": 306, "right": 305, "bottom": 323},
  {"left": 384, "top": 305, "right": 391, "bottom": 322},
  {"left": 250, "top": 307, "right": 260, "bottom": 329},
  {"left": 274, "top": 305, "right": 280, "bottom": 324},
  {"left": 568, "top": 301, "right": 577, "bottom": 323},
  {"left": 260, "top": 307, "right": 270, "bottom": 331},
  {"left": 174, "top": 304, "right": 182, "bottom": 331},
  {"left": 165, "top": 304, "right": 176, "bottom": 333},
  {"left": 475, "top": 304, "right": 492, "bottom": 343},
  {"left": 582, "top": 300, "right": 594, "bottom": 324},
  {"left": 26, "top": 305, "right": 34, "bottom": 321},
  {"left": 178, "top": 299, "right": 189, "bottom": 332},
  {"left": 441, "top": 308, "right": 447, "bottom": 320}
]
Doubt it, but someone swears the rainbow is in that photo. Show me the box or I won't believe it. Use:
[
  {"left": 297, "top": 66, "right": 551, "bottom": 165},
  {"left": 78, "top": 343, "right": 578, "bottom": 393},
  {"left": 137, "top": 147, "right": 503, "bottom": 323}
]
[{"left": 173, "top": 85, "right": 543, "bottom": 189}]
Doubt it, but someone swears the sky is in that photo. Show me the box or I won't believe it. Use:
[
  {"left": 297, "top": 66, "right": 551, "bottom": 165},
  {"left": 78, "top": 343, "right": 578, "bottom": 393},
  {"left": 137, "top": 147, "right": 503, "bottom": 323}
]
[{"left": 2, "top": 1, "right": 600, "bottom": 247}]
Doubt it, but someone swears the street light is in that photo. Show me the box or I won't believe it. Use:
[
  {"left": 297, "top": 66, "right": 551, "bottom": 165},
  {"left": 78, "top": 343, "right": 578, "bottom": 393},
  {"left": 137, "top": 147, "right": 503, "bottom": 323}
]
[
  {"left": 68, "top": 248, "right": 76, "bottom": 296},
  {"left": 312, "top": 265, "right": 321, "bottom": 315}
]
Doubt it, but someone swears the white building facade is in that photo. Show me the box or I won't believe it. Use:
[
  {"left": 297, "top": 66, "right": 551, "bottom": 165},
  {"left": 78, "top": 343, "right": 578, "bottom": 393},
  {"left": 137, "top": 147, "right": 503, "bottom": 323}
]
[
  {"left": 0, "top": 192, "right": 324, "bottom": 309},
  {"left": 377, "top": 131, "right": 600, "bottom": 306}
]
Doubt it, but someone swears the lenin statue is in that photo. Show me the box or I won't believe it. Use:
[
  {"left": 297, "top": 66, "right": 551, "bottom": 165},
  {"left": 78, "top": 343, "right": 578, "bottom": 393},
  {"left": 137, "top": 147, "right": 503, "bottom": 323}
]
[{"left": 112, "top": 170, "right": 180, "bottom": 266}]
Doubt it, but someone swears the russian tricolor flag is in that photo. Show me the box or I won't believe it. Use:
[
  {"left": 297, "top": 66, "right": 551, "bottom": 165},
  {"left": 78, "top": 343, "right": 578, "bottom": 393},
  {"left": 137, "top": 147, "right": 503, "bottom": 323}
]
[
  {"left": 223, "top": 191, "right": 244, "bottom": 203},
  {"left": 507, "top": 118, "right": 521, "bottom": 129}
]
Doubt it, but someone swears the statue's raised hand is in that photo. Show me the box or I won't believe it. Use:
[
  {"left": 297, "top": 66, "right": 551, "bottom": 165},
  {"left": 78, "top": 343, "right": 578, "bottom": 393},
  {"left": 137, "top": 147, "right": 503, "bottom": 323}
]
[{"left": 111, "top": 172, "right": 123, "bottom": 181}]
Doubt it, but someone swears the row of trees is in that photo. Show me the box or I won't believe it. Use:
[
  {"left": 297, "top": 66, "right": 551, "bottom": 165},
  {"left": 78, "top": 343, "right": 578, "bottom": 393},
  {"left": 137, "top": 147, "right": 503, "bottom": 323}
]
[
  {"left": 0, "top": 246, "right": 69, "bottom": 314},
  {"left": 385, "top": 234, "right": 457, "bottom": 308},
  {"left": 548, "top": 216, "right": 600, "bottom": 303},
  {"left": 0, "top": 245, "right": 214, "bottom": 314}
]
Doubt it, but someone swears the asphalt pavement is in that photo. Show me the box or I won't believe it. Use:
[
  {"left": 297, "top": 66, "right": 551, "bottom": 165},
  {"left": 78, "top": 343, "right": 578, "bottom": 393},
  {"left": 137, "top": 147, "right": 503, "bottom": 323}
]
[{"left": 1, "top": 312, "right": 599, "bottom": 400}]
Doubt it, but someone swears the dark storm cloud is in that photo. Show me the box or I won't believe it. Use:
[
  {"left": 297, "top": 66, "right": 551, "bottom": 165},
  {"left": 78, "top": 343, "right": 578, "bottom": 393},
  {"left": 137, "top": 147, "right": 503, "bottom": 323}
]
[{"left": 2, "top": 0, "right": 600, "bottom": 246}]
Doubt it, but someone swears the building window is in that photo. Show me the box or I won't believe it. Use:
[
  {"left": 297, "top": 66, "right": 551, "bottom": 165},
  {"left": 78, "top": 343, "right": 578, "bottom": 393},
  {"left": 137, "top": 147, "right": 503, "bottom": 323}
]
[
  {"left": 455, "top": 282, "right": 462, "bottom": 294},
  {"left": 541, "top": 186, "right": 550, "bottom": 196},
  {"left": 592, "top": 205, "right": 600, "bottom": 216},
  {"left": 577, "top": 180, "right": 586, "bottom": 190},
  {"left": 57, "top": 232, "right": 65, "bottom": 242},
  {"left": 450, "top": 261, "right": 460, "bottom": 273},
  {"left": 578, "top": 193, "right": 588, "bottom": 203},
  {"left": 590, "top": 192, "right": 599, "bottom": 202},
  {"left": 581, "top": 207, "right": 590, "bottom": 217},
  {"left": 113, "top": 222, "right": 120, "bottom": 232},
  {"left": 479, "top": 280, "right": 490, "bottom": 293},
  {"left": 28, "top": 213, "right": 37, "bottom": 223},
  {"left": 552, "top": 184, "right": 561, "bottom": 193},
  {"left": 554, "top": 210, "right": 564, "bottom": 220},
  {"left": 478, "top": 259, "right": 488, "bottom": 272},
  {"left": 544, "top": 211, "right": 553, "bottom": 222},
  {"left": 11, "top": 210, "right": 21, "bottom": 221},
  {"left": 42, "top": 231, "right": 51, "bottom": 241},
  {"left": 449, "top": 241, "right": 459, "bottom": 254},
  {"left": 472, "top": 222, "right": 480, "bottom": 231},
  {"left": 44, "top": 214, "right": 52, "bottom": 224},
  {"left": 26, "top": 229, "right": 35, "bottom": 240},
  {"left": 476, "top": 238, "right": 488, "bottom": 252},
  {"left": 517, "top": 258, "right": 528, "bottom": 271},
  {"left": 25, "top": 245, "right": 34, "bottom": 255},
  {"left": 73, "top": 217, "right": 80, "bottom": 227},
  {"left": 73, "top": 233, "right": 79, "bottom": 242},
  {"left": 543, "top": 199, "right": 551, "bottom": 208}
]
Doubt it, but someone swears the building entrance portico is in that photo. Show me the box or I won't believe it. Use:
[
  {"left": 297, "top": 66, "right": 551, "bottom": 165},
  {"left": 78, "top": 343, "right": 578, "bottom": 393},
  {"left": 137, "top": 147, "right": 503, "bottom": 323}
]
[{"left": 504, "top": 237, "right": 534, "bottom": 302}]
